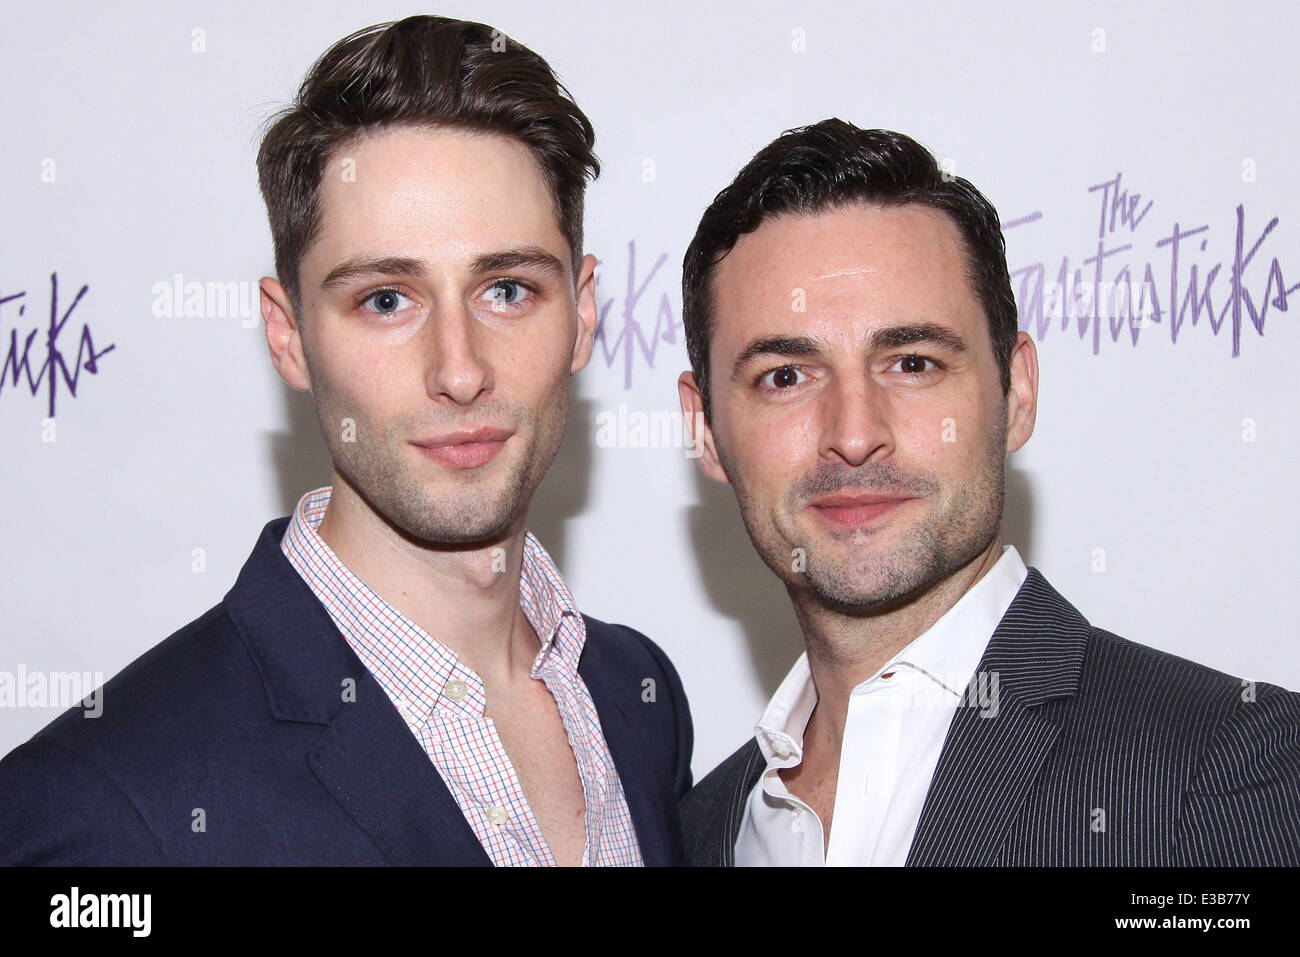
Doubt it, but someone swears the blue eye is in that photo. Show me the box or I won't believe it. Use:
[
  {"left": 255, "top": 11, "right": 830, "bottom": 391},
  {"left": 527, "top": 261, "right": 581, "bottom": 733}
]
[
  {"left": 485, "top": 280, "right": 526, "bottom": 306},
  {"left": 362, "top": 288, "right": 412, "bottom": 315}
]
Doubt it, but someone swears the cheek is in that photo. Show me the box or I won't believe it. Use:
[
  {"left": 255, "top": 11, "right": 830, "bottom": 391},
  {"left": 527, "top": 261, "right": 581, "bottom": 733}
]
[
  {"left": 719, "top": 408, "right": 814, "bottom": 492},
  {"left": 902, "top": 378, "right": 993, "bottom": 448},
  {"left": 309, "top": 345, "right": 405, "bottom": 427}
]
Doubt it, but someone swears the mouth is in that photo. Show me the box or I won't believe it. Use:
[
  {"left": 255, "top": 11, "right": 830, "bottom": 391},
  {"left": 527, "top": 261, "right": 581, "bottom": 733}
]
[
  {"left": 806, "top": 492, "right": 917, "bottom": 529},
  {"left": 411, "top": 426, "right": 513, "bottom": 470}
]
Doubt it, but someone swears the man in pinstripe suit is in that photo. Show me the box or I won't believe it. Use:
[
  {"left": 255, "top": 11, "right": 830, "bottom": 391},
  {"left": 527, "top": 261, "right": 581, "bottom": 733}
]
[{"left": 675, "top": 120, "right": 1300, "bottom": 866}]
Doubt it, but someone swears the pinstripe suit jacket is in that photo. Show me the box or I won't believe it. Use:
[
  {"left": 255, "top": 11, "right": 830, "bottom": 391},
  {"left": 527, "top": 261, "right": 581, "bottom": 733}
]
[{"left": 681, "top": 568, "right": 1300, "bottom": 866}]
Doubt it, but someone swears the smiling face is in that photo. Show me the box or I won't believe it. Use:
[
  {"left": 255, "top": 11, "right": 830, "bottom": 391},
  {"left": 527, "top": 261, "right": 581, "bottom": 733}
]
[
  {"left": 680, "top": 202, "right": 1036, "bottom": 611},
  {"left": 263, "top": 124, "right": 596, "bottom": 546}
]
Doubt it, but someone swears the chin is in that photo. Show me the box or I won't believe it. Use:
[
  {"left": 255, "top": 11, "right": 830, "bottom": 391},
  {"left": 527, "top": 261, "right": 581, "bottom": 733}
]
[{"left": 394, "top": 505, "right": 520, "bottom": 547}]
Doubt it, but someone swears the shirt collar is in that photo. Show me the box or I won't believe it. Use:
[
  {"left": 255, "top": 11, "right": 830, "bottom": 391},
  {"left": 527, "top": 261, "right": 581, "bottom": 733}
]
[
  {"left": 282, "top": 486, "right": 587, "bottom": 693},
  {"left": 753, "top": 545, "right": 1029, "bottom": 764},
  {"left": 518, "top": 530, "right": 585, "bottom": 676},
  {"left": 884, "top": 544, "right": 1028, "bottom": 699}
]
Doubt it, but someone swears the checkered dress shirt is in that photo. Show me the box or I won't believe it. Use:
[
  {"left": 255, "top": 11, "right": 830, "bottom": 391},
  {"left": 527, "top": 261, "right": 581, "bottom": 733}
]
[{"left": 280, "top": 486, "right": 642, "bottom": 866}]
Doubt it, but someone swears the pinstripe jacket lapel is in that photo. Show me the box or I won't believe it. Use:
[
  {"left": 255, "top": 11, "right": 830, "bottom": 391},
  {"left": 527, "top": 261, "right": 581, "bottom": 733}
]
[
  {"left": 905, "top": 568, "right": 1087, "bottom": 865},
  {"left": 680, "top": 739, "right": 764, "bottom": 866}
]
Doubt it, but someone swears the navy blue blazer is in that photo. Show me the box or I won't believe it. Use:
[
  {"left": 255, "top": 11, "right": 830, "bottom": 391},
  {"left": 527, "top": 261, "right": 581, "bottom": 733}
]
[{"left": 0, "top": 518, "right": 693, "bottom": 865}]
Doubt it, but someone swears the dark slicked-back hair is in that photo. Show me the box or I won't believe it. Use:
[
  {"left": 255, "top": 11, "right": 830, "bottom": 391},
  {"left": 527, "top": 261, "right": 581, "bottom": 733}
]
[
  {"left": 256, "top": 15, "right": 600, "bottom": 315},
  {"left": 681, "top": 120, "right": 1017, "bottom": 419}
]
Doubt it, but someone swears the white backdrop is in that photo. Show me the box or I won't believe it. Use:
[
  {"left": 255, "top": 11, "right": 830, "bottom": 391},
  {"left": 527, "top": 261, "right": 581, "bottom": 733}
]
[{"left": 2, "top": 0, "right": 1297, "bottom": 777}]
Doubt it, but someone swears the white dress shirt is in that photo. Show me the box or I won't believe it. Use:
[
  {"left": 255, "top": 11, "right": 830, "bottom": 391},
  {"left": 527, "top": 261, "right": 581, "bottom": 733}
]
[{"left": 735, "top": 545, "right": 1028, "bottom": 866}]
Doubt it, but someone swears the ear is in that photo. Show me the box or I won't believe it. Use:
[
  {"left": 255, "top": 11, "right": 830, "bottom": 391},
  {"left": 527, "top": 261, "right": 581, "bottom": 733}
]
[
  {"left": 678, "top": 371, "right": 731, "bottom": 484},
  {"left": 1004, "top": 331, "right": 1039, "bottom": 453},
  {"left": 569, "top": 253, "right": 598, "bottom": 374},
  {"left": 260, "top": 277, "right": 312, "bottom": 392}
]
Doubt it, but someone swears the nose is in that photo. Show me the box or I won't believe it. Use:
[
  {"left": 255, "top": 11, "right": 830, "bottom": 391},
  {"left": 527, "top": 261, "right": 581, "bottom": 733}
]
[
  {"left": 424, "top": 302, "right": 492, "bottom": 405},
  {"left": 820, "top": 371, "right": 893, "bottom": 467}
]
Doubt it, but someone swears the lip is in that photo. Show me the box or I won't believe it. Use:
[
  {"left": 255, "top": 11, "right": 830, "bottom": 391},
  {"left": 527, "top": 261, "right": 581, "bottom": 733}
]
[
  {"left": 411, "top": 427, "right": 512, "bottom": 470},
  {"left": 807, "top": 493, "right": 917, "bottom": 528}
]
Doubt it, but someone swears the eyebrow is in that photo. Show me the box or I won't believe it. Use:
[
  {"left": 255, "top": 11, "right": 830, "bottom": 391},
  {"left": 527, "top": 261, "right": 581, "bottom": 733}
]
[
  {"left": 320, "top": 255, "right": 425, "bottom": 291},
  {"left": 731, "top": 336, "right": 826, "bottom": 380},
  {"left": 319, "top": 245, "right": 567, "bottom": 291},
  {"left": 869, "top": 323, "right": 969, "bottom": 354},
  {"left": 471, "top": 245, "right": 567, "bottom": 278}
]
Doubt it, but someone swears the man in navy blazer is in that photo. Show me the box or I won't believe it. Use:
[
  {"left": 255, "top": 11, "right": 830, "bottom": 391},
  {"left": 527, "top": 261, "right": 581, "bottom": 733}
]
[
  {"left": 0, "top": 16, "right": 691, "bottom": 866},
  {"left": 0, "top": 518, "right": 690, "bottom": 865},
  {"left": 674, "top": 120, "right": 1300, "bottom": 866}
]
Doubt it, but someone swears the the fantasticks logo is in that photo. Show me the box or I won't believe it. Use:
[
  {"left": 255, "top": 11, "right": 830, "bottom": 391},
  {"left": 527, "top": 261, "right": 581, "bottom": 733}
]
[
  {"left": 49, "top": 886, "right": 151, "bottom": 937},
  {"left": 1, "top": 273, "right": 112, "bottom": 417}
]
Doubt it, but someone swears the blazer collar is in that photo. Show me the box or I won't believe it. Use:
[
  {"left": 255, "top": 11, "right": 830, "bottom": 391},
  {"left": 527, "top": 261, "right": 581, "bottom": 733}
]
[
  {"left": 905, "top": 567, "right": 1089, "bottom": 865},
  {"left": 223, "top": 518, "right": 489, "bottom": 864},
  {"left": 577, "top": 625, "right": 682, "bottom": 866},
  {"left": 223, "top": 517, "right": 366, "bottom": 725}
]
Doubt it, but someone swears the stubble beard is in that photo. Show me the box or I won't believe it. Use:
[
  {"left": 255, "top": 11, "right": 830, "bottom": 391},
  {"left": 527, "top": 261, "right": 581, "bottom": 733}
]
[
  {"left": 312, "top": 377, "right": 571, "bottom": 548},
  {"left": 718, "top": 415, "right": 1008, "bottom": 615}
]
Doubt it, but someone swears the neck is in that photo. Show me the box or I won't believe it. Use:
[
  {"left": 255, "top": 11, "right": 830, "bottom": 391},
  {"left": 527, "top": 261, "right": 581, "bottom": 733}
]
[
  {"left": 314, "top": 473, "right": 537, "bottom": 683},
  {"left": 792, "top": 537, "right": 1004, "bottom": 750}
]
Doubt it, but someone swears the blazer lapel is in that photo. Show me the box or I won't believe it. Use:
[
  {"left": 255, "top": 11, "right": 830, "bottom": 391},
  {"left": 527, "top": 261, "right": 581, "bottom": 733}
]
[
  {"left": 905, "top": 568, "right": 1090, "bottom": 866},
  {"left": 706, "top": 742, "right": 765, "bottom": 866},
  {"left": 225, "top": 518, "right": 489, "bottom": 865},
  {"left": 307, "top": 675, "right": 489, "bottom": 865},
  {"left": 579, "top": 628, "right": 677, "bottom": 865}
]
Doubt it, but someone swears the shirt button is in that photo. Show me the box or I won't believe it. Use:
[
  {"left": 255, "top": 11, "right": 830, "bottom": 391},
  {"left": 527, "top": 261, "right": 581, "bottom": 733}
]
[
  {"left": 486, "top": 806, "right": 509, "bottom": 826},
  {"left": 444, "top": 679, "right": 468, "bottom": 702}
]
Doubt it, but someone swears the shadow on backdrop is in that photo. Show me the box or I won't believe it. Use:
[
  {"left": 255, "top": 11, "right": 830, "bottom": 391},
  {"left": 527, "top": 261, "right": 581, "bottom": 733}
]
[
  {"left": 269, "top": 385, "right": 333, "bottom": 517},
  {"left": 686, "top": 468, "right": 802, "bottom": 698},
  {"left": 528, "top": 394, "right": 594, "bottom": 575}
]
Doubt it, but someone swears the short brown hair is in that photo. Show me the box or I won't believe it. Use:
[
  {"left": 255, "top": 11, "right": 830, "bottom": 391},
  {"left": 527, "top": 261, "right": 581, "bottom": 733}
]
[{"left": 256, "top": 15, "right": 600, "bottom": 314}]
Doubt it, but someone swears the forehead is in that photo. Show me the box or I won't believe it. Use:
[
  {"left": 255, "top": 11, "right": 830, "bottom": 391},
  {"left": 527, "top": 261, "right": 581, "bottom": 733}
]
[
  {"left": 710, "top": 202, "right": 986, "bottom": 349},
  {"left": 307, "top": 125, "right": 567, "bottom": 273}
]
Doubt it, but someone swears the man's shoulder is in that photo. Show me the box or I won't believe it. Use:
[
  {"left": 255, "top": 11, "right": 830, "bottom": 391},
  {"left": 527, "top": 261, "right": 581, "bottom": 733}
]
[
  {"left": 580, "top": 614, "right": 681, "bottom": 682},
  {"left": 682, "top": 738, "right": 761, "bottom": 812},
  {"left": 7, "top": 597, "right": 260, "bottom": 768},
  {"left": 579, "top": 614, "right": 695, "bottom": 804},
  {"left": 0, "top": 597, "right": 268, "bottom": 864},
  {"left": 1013, "top": 567, "right": 1297, "bottom": 717},
  {"left": 1012, "top": 573, "right": 1300, "bottom": 830},
  {"left": 1083, "top": 622, "right": 1277, "bottom": 695},
  {"left": 1071, "top": 609, "right": 1294, "bottom": 707},
  {"left": 1072, "top": 622, "right": 1300, "bottom": 753}
]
